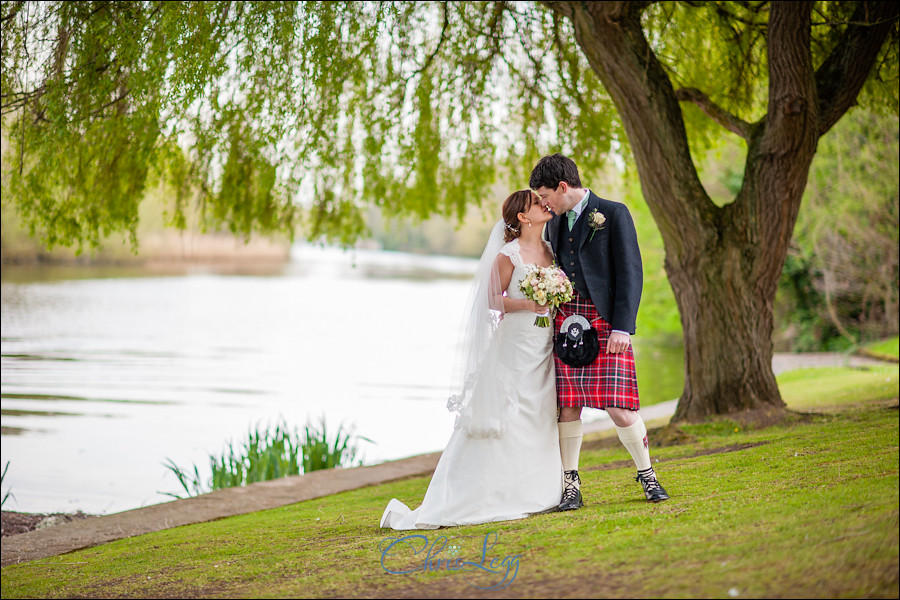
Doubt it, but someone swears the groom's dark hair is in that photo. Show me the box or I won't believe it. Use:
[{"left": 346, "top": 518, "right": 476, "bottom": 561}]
[{"left": 529, "top": 153, "right": 582, "bottom": 190}]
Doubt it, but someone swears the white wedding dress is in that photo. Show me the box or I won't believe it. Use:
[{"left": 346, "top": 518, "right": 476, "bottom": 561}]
[{"left": 380, "top": 239, "right": 563, "bottom": 530}]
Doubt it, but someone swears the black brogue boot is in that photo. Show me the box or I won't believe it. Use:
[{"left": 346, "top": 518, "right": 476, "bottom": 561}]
[{"left": 558, "top": 470, "right": 584, "bottom": 511}]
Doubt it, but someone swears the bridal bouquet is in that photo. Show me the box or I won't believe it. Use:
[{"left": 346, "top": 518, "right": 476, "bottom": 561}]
[{"left": 518, "top": 265, "right": 574, "bottom": 327}]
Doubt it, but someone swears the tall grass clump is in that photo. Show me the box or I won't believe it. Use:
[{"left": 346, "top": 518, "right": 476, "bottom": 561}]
[
  {"left": 162, "top": 417, "right": 370, "bottom": 498},
  {"left": 300, "top": 418, "right": 367, "bottom": 472}
]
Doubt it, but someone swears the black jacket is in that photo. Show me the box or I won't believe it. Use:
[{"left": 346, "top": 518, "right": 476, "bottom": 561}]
[{"left": 544, "top": 191, "right": 643, "bottom": 334}]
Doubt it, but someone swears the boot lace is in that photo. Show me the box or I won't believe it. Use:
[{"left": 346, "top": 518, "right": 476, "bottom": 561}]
[
  {"left": 562, "top": 471, "right": 581, "bottom": 502},
  {"left": 637, "top": 473, "right": 662, "bottom": 492}
]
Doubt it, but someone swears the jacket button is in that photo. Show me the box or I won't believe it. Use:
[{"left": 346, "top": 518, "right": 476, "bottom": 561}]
[
  {"left": 570, "top": 250, "right": 574, "bottom": 254},
  {"left": 568, "top": 237, "right": 574, "bottom": 242}
]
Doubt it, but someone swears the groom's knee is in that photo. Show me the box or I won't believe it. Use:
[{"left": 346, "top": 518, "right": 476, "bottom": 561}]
[
  {"left": 558, "top": 406, "right": 582, "bottom": 422},
  {"left": 607, "top": 407, "right": 639, "bottom": 427}
]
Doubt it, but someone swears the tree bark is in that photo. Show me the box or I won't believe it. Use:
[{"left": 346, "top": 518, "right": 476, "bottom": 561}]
[{"left": 542, "top": 1, "right": 896, "bottom": 421}]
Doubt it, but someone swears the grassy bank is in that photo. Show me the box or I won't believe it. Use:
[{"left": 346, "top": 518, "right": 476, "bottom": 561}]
[
  {"left": 861, "top": 336, "right": 900, "bottom": 362},
  {"left": 2, "top": 364, "right": 898, "bottom": 599}
]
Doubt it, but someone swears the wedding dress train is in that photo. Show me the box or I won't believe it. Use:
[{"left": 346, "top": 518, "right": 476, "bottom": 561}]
[{"left": 380, "top": 239, "right": 563, "bottom": 529}]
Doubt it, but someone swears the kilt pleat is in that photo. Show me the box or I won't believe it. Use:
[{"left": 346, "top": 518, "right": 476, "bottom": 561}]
[{"left": 553, "top": 292, "right": 640, "bottom": 410}]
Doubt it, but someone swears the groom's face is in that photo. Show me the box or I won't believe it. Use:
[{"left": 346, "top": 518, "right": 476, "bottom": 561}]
[{"left": 535, "top": 183, "right": 568, "bottom": 215}]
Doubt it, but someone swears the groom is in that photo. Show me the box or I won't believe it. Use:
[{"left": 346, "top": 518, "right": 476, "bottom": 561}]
[{"left": 531, "top": 153, "right": 669, "bottom": 510}]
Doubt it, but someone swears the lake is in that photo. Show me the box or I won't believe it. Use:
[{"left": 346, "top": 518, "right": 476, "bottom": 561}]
[{"left": 1, "top": 245, "right": 684, "bottom": 514}]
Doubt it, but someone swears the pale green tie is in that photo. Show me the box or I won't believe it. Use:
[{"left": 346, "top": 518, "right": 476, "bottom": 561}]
[{"left": 568, "top": 198, "right": 587, "bottom": 231}]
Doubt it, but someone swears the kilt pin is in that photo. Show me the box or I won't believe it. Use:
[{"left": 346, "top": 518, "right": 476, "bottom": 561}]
[{"left": 554, "top": 292, "right": 640, "bottom": 410}]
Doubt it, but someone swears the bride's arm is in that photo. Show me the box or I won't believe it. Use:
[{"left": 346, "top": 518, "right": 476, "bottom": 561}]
[{"left": 495, "top": 255, "right": 543, "bottom": 313}]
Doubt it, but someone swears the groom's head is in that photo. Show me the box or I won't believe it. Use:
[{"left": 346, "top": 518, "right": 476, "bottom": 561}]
[{"left": 530, "top": 154, "right": 584, "bottom": 215}]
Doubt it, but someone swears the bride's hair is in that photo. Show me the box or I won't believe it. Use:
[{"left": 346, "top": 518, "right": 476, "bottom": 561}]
[{"left": 501, "top": 190, "right": 534, "bottom": 242}]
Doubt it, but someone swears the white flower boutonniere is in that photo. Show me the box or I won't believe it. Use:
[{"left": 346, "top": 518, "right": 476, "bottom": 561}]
[{"left": 588, "top": 209, "right": 606, "bottom": 241}]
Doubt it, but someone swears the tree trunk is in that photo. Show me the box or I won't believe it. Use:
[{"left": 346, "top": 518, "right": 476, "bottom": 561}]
[
  {"left": 672, "top": 2, "right": 821, "bottom": 420},
  {"left": 665, "top": 208, "right": 785, "bottom": 420},
  {"left": 551, "top": 1, "right": 825, "bottom": 421}
]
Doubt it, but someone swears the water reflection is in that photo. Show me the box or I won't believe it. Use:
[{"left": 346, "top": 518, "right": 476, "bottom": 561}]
[{"left": 1, "top": 245, "right": 683, "bottom": 514}]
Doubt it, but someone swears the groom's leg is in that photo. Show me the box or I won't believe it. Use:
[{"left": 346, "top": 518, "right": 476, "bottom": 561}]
[
  {"left": 558, "top": 407, "right": 584, "bottom": 511},
  {"left": 607, "top": 407, "right": 669, "bottom": 502},
  {"left": 558, "top": 411, "right": 582, "bottom": 471},
  {"left": 559, "top": 406, "right": 582, "bottom": 423}
]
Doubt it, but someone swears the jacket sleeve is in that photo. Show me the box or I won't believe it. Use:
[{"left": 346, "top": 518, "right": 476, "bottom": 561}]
[{"left": 609, "top": 204, "right": 643, "bottom": 334}]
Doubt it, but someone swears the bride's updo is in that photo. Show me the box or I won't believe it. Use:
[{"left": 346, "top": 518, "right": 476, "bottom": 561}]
[{"left": 502, "top": 190, "right": 535, "bottom": 242}]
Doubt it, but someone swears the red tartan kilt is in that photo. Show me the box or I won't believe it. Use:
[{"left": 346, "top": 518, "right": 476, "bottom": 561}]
[{"left": 553, "top": 292, "right": 640, "bottom": 410}]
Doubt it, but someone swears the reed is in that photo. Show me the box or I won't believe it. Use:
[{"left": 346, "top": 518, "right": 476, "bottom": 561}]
[
  {"left": 1, "top": 461, "right": 13, "bottom": 508},
  {"left": 301, "top": 418, "right": 365, "bottom": 472},
  {"left": 163, "top": 417, "right": 370, "bottom": 498}
]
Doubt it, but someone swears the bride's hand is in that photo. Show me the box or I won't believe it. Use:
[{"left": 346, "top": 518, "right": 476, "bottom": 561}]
[{"left": 526, "top": 300, "right": 549, "bottom": 314}]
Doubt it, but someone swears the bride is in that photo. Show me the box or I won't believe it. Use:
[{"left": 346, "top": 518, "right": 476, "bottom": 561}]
[{"left": 380, "top": 190, "right": 563, "bottom": 530}]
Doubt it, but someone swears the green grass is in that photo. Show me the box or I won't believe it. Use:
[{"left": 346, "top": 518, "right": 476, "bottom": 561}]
[
  {"left": 861, "top": 336, "right": 900, "bottom": 361},
  {"left": 777, "top": 364, "right": 899, "bottom": 410},
  {"left": 2, "top": 365, "right": 898, "bottom": 599}
]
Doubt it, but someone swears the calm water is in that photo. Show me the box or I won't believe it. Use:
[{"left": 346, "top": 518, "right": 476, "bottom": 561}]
[{"left": 1, "top": 246, "right": 683, "bottom": 514}]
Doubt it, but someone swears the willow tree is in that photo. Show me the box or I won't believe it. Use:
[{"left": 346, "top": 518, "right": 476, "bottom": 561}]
[{"left": 2, "top": 1, "right": 898, "bottom": 421}]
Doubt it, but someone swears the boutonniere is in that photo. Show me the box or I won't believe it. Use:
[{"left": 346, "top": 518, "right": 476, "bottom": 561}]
[{"left": 588, "top": 209, "right": 606, "bottom": 241}]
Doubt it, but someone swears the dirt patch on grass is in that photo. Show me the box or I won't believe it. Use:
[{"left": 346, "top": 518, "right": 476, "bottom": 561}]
[
  {"left": 581, "top": 422, "right": 704, "bottom": 451},
  {"left": 682, "top": 441, "right": 771, "bottom": 458},
  {"left": 727, "top": 406, "right": 807, "bottom": 429},
  {"left": 582, "top": 441, "right": 771, "bottom": 473},
  {"left": 645, "top": 424, "right": 700, "bottom": 447},
  {"left": 1, "top": 510, "right": 95, "bottom": 538}
]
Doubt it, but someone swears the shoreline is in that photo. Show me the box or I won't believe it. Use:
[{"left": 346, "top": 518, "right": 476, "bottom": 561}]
[{"left": 0, "top": 229, "right": 292, "bottom": 267}]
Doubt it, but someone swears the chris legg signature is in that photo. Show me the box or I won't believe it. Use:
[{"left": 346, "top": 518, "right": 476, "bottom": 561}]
[{"left": 379, "top": 531, "right": 519, "bottom": 590}]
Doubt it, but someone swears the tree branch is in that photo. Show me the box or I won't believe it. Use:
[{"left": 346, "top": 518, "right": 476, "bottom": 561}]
[
  {"left": 547, "top": 0, "right": 718, "bottom": 246},
  {"left": 92, "top": 86, "right": 131, "bottom": 117},
  {"left": 710, "top": 1, "right": 769, "bottom": 28},
  {"left": 0, "top": 89, "right": 40, "bottom": 112},
  {"left": 409, "top": 1, "right": 449, "bottom": 77},
  {"left": 0, "top": 0, "right": 26, "bottom": 26},
  {"left": 815, "top": 1, "right": 899, "bottom": 135},
  {"left": 537, "top": 0, "right": 574, "bottom": 20},
  {"left": 675, "top": 86, "right": 752, "bottom": 138}
]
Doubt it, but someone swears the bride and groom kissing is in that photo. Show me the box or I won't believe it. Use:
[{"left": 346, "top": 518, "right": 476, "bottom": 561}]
[{"left": 381, "top": 153, "right": 669, "bottom": 531}]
